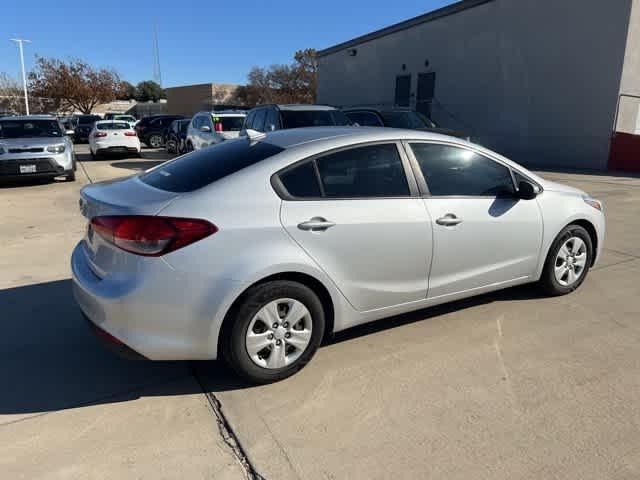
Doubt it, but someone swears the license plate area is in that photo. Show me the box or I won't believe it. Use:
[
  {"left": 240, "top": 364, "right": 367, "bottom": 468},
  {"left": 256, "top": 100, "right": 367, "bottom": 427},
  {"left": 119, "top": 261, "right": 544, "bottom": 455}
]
[{"left": 20, "top": 164, "right": 37, "bottom": 174}]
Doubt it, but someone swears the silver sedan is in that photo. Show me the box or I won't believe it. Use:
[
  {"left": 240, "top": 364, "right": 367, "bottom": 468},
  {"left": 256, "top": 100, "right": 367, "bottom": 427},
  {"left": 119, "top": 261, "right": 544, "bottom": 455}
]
[{"left": 72, "top": 127, "right": 605, "bottom": 383}]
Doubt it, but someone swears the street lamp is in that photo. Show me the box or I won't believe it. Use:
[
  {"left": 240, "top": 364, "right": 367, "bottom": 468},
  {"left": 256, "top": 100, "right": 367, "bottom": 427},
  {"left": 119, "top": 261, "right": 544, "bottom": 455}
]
[{"left": 10, "top": 38, "right": 32, "bottom": 115}]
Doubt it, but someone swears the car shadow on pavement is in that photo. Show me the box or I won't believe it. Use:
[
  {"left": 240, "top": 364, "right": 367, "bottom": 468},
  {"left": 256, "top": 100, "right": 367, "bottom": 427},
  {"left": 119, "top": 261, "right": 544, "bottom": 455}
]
[{"left": 0, "top": 279, "right": 543, "bottom": 415}]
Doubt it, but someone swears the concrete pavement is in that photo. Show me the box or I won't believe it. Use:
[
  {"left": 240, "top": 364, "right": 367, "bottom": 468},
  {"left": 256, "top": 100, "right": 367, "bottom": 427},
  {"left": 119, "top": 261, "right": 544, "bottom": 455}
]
[{"left": 1, "top": 144, "right": 639, "bottom": 479}]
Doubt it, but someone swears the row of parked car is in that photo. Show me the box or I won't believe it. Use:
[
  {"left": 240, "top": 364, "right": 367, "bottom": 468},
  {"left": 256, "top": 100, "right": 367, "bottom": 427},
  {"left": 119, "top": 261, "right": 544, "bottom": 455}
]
[{"left": 134, "top": 104, "right": 469, "bottom": 157}]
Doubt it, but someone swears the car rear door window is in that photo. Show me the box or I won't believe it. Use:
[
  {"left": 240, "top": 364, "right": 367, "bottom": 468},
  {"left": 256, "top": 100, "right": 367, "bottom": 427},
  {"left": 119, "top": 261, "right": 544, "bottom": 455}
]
[
  {"left": 279, "top": 162, "right": 321, "bottom": 198},
  {"left": 315, "top": 144, "right": 409, "bottom": 198},
  {"left": 410, "top": 143, "right": 515, "bottom": 196},
  {"left": 140, "top": 139, "right": 285, "bottom": 192}
]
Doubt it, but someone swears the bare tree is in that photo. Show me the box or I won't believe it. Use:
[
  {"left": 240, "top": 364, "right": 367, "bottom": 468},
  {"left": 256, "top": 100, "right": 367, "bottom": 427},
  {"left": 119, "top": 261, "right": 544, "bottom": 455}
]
[
  {"left": 28, "top": 57, "right": 121, "bottom": 114},
  {"left": 0, "top": 72, "right": 24, "bottom": 113},
  {"left": 240, "top": 49, "right": 318, "bottom": 106}
]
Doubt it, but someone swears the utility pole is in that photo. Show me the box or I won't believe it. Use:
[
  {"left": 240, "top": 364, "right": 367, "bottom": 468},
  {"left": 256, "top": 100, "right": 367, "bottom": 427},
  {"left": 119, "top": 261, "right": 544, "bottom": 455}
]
[
  {"left": 152, "top": 21, "right": 162, "bottom": 88},
  {"left": 10, "top": 38, "right": 31, "bottom": 115}
]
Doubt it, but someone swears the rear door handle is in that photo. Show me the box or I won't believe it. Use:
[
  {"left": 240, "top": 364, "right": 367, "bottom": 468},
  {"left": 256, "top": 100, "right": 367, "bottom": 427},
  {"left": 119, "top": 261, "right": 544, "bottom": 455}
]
[
  {"left": 436, "top": 214, "right": 463, "bottom": 226},
  {"left": 297, "top": 217, "right": 336, "bottom": 232}
]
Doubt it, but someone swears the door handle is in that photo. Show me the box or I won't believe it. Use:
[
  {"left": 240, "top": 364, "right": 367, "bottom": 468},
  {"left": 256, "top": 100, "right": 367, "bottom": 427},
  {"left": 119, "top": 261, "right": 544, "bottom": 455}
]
[
  {"left": 297, "top": 217, "right": 336, "bottom": 232},
  {"left": 436, "top": 214, "right": 463, "bottom": 226}
]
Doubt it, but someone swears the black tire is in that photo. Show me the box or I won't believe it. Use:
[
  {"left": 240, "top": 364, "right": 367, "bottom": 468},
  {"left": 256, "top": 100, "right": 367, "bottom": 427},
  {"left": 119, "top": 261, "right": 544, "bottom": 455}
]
[
  {"left": 65, "top": 169, "right": 76, "bottom": 182},
  {"left": 222, "top": 280, "right": 325, "bottom": 384},
  {"left": 539, "top": 224, "right": 593, "bottom": 296},
  {"left": 186, "top": 141, "right": 194, "bottom": 152}
]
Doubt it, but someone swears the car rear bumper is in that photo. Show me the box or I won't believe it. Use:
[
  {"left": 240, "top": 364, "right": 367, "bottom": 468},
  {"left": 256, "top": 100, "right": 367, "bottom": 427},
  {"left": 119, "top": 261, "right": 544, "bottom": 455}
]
[{"left": 71, "top": 241, "right": 241, "bottom": 360}]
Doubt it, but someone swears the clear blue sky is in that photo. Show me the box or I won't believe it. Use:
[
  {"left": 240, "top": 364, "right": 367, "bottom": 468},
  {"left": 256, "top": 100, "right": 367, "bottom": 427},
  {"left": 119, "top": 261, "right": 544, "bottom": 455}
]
[{"left": 1, "top": 0, "right": 455, "bottom": 88}]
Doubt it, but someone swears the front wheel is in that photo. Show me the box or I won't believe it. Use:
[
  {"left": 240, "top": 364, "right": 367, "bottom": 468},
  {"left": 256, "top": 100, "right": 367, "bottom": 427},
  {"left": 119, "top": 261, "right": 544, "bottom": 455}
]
[
  {"left": 539, "top": 225, "right": 593, "bottom": 296},
  {"left": 222, "top": 281, "right": 325, "bottom": 384}
]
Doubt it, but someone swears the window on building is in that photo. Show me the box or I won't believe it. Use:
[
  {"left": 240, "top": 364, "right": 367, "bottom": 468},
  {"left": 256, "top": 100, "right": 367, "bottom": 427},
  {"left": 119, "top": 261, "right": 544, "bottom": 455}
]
[{"left": 410, "top": 143, "right": 515, "bottom": 197}]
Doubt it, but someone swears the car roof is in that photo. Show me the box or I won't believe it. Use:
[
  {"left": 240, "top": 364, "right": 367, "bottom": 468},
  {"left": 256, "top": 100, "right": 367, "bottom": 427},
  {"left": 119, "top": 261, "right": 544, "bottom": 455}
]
[
  {"left": 343, "top": 106, "right": 413, "bottom": 113},
  {"left": 3, "top": 115, "right": 57, "bottom": 121},
  {"left": 261, "top": 126, "right": 455, "bottom": 149},
  {"left": 198, "top": 110, "right": 246, "bottom": 117},
  {"left": 95, "top": 120, "right": 132, "bottom": 125}
]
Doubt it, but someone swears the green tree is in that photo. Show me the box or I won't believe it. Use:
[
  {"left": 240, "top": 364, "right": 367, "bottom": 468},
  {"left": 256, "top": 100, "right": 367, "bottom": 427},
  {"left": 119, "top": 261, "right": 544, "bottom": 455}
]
[
  {"left": 135, "top": 80, "right": 166, "bottom": 102},
  {"left": 117, "top": 81, "right": 137, "bottom": 100}
]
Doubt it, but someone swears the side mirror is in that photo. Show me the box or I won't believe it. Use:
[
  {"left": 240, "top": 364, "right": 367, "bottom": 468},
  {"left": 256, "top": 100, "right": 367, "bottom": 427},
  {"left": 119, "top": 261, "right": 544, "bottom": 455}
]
[
  {"left": 516, "top": 180, "right": 538, "bottom": 200},
  {"left": 65, "top": 129, "right": 75, "bottom": 136},
  {"left": 200, "top": 125, "right": 211, "bottom": 133}
]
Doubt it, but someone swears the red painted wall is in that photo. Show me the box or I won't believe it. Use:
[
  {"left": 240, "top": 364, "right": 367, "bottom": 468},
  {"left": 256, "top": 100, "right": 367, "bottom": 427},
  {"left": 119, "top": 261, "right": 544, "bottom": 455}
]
[{"left": 608, "top": 132, "right": 640, "bottom": 172}]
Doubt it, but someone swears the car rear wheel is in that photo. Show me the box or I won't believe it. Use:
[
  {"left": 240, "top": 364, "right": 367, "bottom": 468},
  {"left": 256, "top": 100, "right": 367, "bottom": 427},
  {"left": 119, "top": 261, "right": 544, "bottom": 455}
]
[
  {"left": 222, "top": 280, "right": 325, "bottom": 384},
  {"left": 148, "top": 134, "right": 163, "bottom": 148},
  {"left": 539, "top": 225, "right": 593, "bottom": 296}
]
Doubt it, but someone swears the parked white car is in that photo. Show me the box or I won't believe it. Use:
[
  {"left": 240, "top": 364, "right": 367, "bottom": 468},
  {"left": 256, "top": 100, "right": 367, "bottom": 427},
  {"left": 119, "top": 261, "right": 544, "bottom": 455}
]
[
  {"left": 186, "top": 110, "right": 246, "bottom": 151},
  {"left": 73, "top": 127, "right": 605, "bottom": 384},
  {"left": 89, "top": 121, "right": 141, "bottom": 159}
]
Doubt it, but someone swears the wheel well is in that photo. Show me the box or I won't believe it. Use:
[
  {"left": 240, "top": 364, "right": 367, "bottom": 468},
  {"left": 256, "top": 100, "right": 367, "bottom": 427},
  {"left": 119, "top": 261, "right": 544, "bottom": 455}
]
[
  {"left": 568, "top": 219, "right": 598, "bottom": 266},
  {"left": 217, "top": 272, "right": 335, "bottom": 357}
]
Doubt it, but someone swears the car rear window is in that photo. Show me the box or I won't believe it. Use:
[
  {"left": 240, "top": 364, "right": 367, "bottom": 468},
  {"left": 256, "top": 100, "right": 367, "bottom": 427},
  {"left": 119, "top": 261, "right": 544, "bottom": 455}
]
[
  {"left": 78, "top": 115, "right": 101, "bottom": 125},
  {"left": 280, "top": 110, "right": 351, "bottom": 129},
  {"left": 97, "top": 122, "right": 130, "bottom": 130},
  {"left": 214, "top": 116, "right": 245, "bottom": 132},
  {"left": 140, "top": 139, "right": 285, "bottom": 192}
]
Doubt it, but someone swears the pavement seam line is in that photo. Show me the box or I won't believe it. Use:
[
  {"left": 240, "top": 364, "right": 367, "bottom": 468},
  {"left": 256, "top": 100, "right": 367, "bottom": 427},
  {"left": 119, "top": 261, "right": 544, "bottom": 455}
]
[
  {"left": 78, "top": 158, "right": 93, "bottom": 184},
  {"left": 189, "top": 365, "right": 267, "bottom": 480}
]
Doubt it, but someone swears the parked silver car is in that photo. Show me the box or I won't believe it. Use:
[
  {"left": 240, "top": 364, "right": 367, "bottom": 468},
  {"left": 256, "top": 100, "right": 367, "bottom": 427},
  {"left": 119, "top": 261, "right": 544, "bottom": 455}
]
[
  {"left": 72, "top": 127, "right": 605, "bottom": 383},
  {"left": 0, "top": 115, "right": 76, "bottom": 181},
  {"left": 186, "top": 110, "right": 246, "bottom": 151}
]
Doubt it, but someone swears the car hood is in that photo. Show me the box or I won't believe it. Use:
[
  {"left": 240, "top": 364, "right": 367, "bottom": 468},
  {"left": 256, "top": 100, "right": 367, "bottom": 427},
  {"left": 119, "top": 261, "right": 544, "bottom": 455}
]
[
  {"left": 538, "top": 178, "right": 587, "bottom": 196},
  {"left": 0, "top": 137, "right": 66, "bottom": 148}
]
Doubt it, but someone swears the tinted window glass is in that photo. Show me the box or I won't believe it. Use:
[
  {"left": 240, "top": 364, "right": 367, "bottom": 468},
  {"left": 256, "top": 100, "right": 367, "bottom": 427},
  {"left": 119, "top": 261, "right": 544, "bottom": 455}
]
[
  {"left": 215, "top": 116, "right": 244, "bottom": 131},
  {"left": 253, "top": 109, "right": 266, "bottom": 132},
  {"left": 316, "top": 144, "right": 409, "bottom": 198},
  {"left": 0, "top": 120, "right": 62, "bottom": 138},
  {"left": 140, "top": 139, "right": 284, "bottom": 192},
  {"left": 244, "top": 111, "right": 255, "bottom": 129},
  {"left": 345, "top": 111, "right": 383, "bottom": 127},
  {"left": 280, "top": 162, "right": 321, "bottom": 197},
  {"left": 264, "top": 109, "right": 280, "bottom": 131},
  {"left": 280, "top": 110, "right": 351, "bottom": 128},
  {"left": 97, "top": 122, "right": 130, "bottom": 130},
  {"left": 380, "top": 111, "right": 427, "bottom": 129},
  {"left": 77, "top": 115, "right": 101, "bottom": 125},
  {"left": 410, "top": 143, "right": 515, "bottom": 196}
]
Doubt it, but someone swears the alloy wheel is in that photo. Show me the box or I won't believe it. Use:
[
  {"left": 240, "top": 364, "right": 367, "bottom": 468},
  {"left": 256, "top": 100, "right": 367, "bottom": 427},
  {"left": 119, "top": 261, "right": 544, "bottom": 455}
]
[
  {"left": 554, "top": 236, "right": 588, "bottom": 286},
  {"left": 245, "top": 298, "right": 313, "bottom": 369}
]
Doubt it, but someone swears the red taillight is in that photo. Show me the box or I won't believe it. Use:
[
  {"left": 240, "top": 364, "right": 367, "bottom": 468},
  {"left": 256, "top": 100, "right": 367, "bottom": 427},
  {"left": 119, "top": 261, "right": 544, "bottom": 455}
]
[
  {"left": 214, "top": 122, "right": 223, "bottom": 132},
  {"left": 91, "top": 216, "right": 217, "bottom": 256},
  {"left": 94, "top": 131, "right": 107, "bottom": 138},
  {"left": 124, "top": 131, "right": 137, "bottom": 136}
]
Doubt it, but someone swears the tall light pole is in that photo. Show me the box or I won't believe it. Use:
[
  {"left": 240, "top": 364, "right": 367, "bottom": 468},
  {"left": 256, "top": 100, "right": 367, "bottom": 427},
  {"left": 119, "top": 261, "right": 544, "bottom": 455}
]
[{"left": 10, "top": 38, "right": 31, "bottom": 115}]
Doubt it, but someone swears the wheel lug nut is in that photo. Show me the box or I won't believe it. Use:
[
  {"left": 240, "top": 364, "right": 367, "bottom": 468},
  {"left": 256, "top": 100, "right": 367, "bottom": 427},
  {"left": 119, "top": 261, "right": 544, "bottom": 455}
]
[
  {"left": 267, "top": 334, "right": 274, "bottom": 340},
  {"left": 272, "top": 323, "right": 279, "bottom": 329},
  {"left": 285, "top": 332, "right": 291, "bottom": 338},
  {"left": 275, "top": 339, "right": 282, "bottom": 346},
  {"left": 283, "top": 322, "right": 289, "bottom": 328}
]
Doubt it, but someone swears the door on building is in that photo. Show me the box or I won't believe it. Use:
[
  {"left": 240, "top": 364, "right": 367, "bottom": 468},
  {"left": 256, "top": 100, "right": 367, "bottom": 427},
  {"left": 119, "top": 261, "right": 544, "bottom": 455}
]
[
  {"left": 395, "top": 75, "right": 411, "bottom": 107},
  {"left": 416, "top": 73, "right": 436, "bottom": 117}
]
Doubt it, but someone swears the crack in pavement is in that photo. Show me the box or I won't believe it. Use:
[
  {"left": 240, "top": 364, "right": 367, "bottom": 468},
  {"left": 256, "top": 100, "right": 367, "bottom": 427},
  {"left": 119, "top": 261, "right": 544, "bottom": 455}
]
[{"left": 189, "top": 365, "right": 267, "bottom": 480}]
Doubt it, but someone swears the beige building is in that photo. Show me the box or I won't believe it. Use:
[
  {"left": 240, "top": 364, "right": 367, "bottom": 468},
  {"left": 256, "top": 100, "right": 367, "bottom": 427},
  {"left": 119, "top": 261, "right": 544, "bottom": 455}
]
[{"left": 165, "top": 83, "right": 244, "bottom": 116}]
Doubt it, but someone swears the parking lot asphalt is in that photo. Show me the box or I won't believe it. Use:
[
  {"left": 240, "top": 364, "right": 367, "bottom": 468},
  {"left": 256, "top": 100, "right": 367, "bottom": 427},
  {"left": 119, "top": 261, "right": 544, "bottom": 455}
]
[{"left": 2, "top": 145, "right": 640, "bottom": 479}]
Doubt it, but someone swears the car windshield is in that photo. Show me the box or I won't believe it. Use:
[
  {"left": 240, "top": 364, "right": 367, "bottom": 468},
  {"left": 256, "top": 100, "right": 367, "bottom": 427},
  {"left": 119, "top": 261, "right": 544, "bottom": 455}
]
[
  {"left": 140, "top": 138, "right": 284, "bottom": 192},
  {"left": 280, "top": 110, "right": 352, "bottom": 129},
  {"left": 179, "top": 121, "right": 189, "bottom": 133},
  {"left": 214, "top": 116, "right": 245, "bottom": 131},
  {"left": 0, "top": 119, "right": 63, "bottom": 138},
  {"left": 380, "top": 111, "right": 433, "bottom": 129},
  {"left": 97, "top": 122, "right": 130, "bottom": 130},
  {"left": 77, "top": 115, "right": 101, "bottom": 125}
]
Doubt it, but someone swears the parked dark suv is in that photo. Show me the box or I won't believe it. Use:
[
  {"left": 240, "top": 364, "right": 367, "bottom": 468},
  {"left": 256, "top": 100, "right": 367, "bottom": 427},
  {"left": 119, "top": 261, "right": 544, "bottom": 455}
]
[
  {"left": 164, "top": 119, "right": 191, "bottom": 154},
  {"left": 73, "top": 114, "right": 102, "bottom": 143},
  {"left": 343, "top": 107, "right": 469, "bottom": 140},
  {"left": 135, "top": 115, "right": 184, "bottom": 148},
  {"left": 241, "top": 104, "right": 351, "bottom": 134}
]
